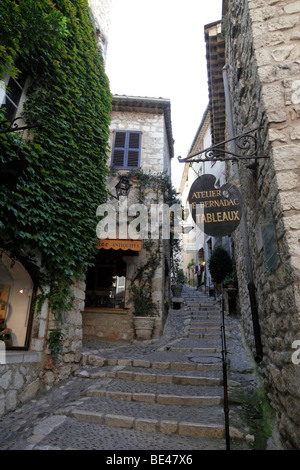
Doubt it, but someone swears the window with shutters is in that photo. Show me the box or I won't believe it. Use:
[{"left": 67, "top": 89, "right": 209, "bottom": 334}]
[{"left": 111, "top": 131, "right": 141, "bottom": 169}]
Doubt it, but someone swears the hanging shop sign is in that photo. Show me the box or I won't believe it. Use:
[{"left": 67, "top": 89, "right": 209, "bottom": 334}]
[
  {"left": 188, "top": 174, "right": 243, "bottom": 237},
  {"left": 96, "top": 239, "right": 142, "bottom": 251}
]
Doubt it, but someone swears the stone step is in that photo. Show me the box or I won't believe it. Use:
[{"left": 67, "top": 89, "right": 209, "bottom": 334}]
[
  {"left": 78, "top": 368, "right": 222, "bottom": 386},
  {"left": 183, "top": 310, "right": 220, "bottom": 318},
  {"left": 188, "top": 323, "right": 220, "bottom": 329},
  {"left": 185, "top": 311, "right": 220, "bottom": 317},
  {"left": 184, "top": 299, "right": 216, "bottom": 302},
  {"left": 187, "top": 326, "right": 220, "bottom": 332},
  {"left": 69, "top": 408, "right": 244, "bottom": 441},
  {"left": 86, "top": 389, "right": 222, "bottom": 406},
  {"left": 163, "top": 346, "right": 220, "bottom": 354},
  {"left": 39, "top": 415, "right": 235, "bottom": 450},
  {"left": 188, "top": 312, "right": 219, "bottom": 317},
  {"left": 186, "top": 333, "right": 220, "bottom": 339},
  {"left": 183, "top": 317, "right": 219, "bottom": 323},
  {"left": 186, "top": 308, "right": 220, "bottom": 314},
  {"left": 83, "top": 376, "right": 224, "bottom": 397},
  {"left": 188, "top": 320, "right": 220, "bottom": 326},
  {"left": 81, "top": 355, "right": 222, "bottom": 371},
  {"left": 186, "top": 306, "right": 219, "bottom": 310},
  {"left": 71, "top": 289, "right": 250, "bottom": 449},
  {"left": 79, "top": 392, "right": 224, "bottom": 418}
]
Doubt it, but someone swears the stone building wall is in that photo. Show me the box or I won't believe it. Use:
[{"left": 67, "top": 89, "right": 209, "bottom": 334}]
[
  {"left": 88, "top": 0, "right": 112, "bottom": 61},
  {"left": 109, "top": 109, "right": 172, "bottom": 176},
  {"left": 225, "top": 0, "right": 300, "bottom": 449},
  {"left": 108, "top": 102, "right": 173, "bottom": 318},
  {"left": 82, "top": 97, "right": 173, "bottom": 342}
]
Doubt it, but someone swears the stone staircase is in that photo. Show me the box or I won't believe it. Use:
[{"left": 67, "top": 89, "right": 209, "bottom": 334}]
[{"left": 47, "top": 288, "right": 252, "bottom": 450}]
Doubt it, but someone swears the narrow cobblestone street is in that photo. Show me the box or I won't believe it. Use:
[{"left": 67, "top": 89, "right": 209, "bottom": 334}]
[{"left": 0, "top": 286, "right": 282, "bottom": 452}]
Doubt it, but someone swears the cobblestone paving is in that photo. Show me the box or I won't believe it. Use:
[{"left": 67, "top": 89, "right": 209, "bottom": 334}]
[{"left": 0, "top": 286, "right": 281, "bottom": 451}]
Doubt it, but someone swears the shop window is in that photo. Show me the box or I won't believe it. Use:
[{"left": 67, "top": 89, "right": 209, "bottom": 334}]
[
  {"left": 85, "top": 252, "right": 127, "bottom": 309},
  {"left": 0, "top": 253, "right": 35, "bottom": 349}
]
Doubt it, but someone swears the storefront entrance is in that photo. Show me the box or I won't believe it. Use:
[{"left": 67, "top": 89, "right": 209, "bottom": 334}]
[
  {"left": 85, "top": 250, "right": 127, "bottom": 310},
  {"left": 0, "top": 252, "right": 35, "bottom": 349}
]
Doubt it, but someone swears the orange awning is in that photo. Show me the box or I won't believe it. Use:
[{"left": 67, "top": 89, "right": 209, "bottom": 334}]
[{"left": 96, "top": 239, "right": 142, "bottom": 251}]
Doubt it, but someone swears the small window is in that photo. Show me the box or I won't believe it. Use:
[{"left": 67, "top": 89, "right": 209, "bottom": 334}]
[
  {"left": 0, "top": 253, "right": 35, "bottom": 349},
  {"left": 111, "top": 131, "right": 141, "bottom": 169},
  {"left": 0, "top": 69, "right": 29, "bottom": 123}
]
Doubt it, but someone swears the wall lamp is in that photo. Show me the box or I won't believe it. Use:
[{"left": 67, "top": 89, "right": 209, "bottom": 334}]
[{"left": 109, "top": 176, "right": 132, "bottom": 200}]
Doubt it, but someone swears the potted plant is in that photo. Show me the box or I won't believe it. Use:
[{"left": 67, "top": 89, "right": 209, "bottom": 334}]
[
  {"left": 171, "top": 260, "right": 185, "bottom": 297},
  {"left": 131, "top": 286, "right": 158, "bottom": 339},
  {"left": 223, "top": 269, "right": 237, "bottom": 288},
  {"left": 130, "top": 244, "right": 160, "bottom": 339},
  {"left": 208, "top": 245, "right": 232, "bottom": 294}
]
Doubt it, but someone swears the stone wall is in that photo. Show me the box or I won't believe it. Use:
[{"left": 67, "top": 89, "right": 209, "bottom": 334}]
[
  {"left": 225, "top": 0, "right": 300, "bottom": 449},
  {"left": 83, "top": 310, "right": 134, "bottom": 341},
  {"left": 88, "top": 0, "right": 112, "bottom": 61},
  {"left": 109, "top": 109, "right": 172, "bottom": 175}
]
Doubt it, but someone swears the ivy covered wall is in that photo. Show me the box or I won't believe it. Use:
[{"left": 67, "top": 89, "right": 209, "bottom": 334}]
[{"left": 0, "top": 0, "right": 112, "bottom": 311}]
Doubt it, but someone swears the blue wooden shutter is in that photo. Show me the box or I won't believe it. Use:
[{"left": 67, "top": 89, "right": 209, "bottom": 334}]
[
  {"left": 127, "top": 132, "right": 140, "bottom": 168},
  {"left": 112, "top": 131, "right": 126, "bottom": 168},
  {"left": 111, "top": 131, "right": 141, "bottom": 169}
]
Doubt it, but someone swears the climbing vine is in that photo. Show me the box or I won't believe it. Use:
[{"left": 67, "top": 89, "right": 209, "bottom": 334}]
[
  {"left": 130, "top": 240, "right": 161, "bottom": 317},
  {"left": 127, "top": 169, "right": 180, "bottom": 206},
  {"left": 112, "top": 169, "right": 181, "bottom": 317},
  {"left": 0, "top": 0, "right": 112, "bottom": 354}
]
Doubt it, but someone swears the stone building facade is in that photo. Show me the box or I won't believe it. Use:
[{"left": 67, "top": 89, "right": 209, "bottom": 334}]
[
  {"left": 0, "top": 0, "right": 112, "bottom": 417},
  {"left": 83, "top": 95, "right": 174, "bottom": 341},
  {"left": 206, "top": 0, "right": 300, "bottom": 449},
  {"left": 179, "top": 104, "right": 235, "bottom": 295},
  {"left": 179, "top": 109, "right": 211, "bottom": 287}
]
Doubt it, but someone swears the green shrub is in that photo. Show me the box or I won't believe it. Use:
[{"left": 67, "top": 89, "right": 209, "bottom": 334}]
[{"left": 209, "top": 245, "right": 232, "bottom": 283}]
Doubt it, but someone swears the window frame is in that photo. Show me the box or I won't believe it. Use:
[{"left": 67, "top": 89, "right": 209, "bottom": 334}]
[
  {"left": 0, "top": 253, "right": 37, "bottom": 351},
  {"left": 111, "top": 130, "right": 142, "bottom": 170},
  {"left": 0, "top": 69, "right": 31, "bottom": 123}
]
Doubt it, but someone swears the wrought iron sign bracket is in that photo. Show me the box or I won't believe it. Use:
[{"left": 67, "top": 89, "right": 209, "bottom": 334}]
[
  {"left": 178, "top": 127, "right": 269, "bottom": 169},
  {"left": 0, "top": 117, "right": 42, "bottom": 134}
]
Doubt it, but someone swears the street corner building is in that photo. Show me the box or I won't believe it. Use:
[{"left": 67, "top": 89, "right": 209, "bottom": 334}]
[{"left": 83, "top": 95, "right": 175, "bottom": 342}]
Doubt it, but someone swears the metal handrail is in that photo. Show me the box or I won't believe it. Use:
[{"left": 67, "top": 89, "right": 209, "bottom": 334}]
[{"left": 220, "top": 282, "right": 230, "bottom": 450}]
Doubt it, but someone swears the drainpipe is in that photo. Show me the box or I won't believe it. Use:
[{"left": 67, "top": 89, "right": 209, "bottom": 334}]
[{"left": 222, "top": 64, "right": 263, "bottom": 363}]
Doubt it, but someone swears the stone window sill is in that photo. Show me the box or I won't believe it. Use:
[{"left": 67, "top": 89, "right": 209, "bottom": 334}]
[{"left": 4, "top": 351, "right": 42, "bottom": 364}]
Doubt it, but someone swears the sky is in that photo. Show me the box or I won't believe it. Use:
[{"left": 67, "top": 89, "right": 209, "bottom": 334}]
[{"left": 105, "top": 0, "right": 223, "bottom": 189}]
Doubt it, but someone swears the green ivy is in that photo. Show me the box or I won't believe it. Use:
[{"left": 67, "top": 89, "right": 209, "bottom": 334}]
[
  {"left": 120, "top": 170, "right": 181, "bottom": 317},
  {"left": 208, "top": 245, "right": 233, "bottom": 284},
  {"left": 0, "top": 0, "right": 112, "bottom": 354},
  {"left": 127, "top": 169, "right": 180, "bottom": 206},
  {"left": 130, "top": 240, "right": 161, "bottom": 317}
]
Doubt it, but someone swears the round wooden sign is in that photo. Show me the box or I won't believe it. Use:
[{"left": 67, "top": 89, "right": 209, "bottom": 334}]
[{"left": 189, "top": 174, "right": 243, "bottom": 236}]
